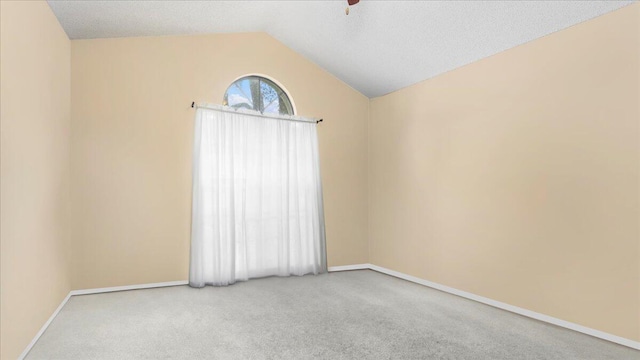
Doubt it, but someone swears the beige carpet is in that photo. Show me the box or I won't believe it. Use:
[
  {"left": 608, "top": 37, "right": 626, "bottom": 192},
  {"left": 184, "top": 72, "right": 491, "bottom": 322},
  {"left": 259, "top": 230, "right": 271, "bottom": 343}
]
[{"left": 26, "top": 270, "right": 638, "bottom": 359}]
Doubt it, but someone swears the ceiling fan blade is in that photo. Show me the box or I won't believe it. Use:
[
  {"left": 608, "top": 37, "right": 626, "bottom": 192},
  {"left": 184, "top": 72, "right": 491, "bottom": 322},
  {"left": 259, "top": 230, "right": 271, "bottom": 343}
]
[{"left": 347, "top": 0, "right": 359, "bottom": 6}]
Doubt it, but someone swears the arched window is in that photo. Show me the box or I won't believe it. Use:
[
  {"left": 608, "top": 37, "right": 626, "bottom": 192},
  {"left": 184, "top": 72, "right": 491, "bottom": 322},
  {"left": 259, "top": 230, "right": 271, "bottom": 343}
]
[{"left": 223, "top": 76, "right": 294, "bottom": 115}]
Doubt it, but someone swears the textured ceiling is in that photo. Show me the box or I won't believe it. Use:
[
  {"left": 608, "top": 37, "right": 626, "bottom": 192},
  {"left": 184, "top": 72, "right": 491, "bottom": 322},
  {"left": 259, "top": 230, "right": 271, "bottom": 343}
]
[{"left": 47, "top": 0, "right": 634, "bottom": 98}]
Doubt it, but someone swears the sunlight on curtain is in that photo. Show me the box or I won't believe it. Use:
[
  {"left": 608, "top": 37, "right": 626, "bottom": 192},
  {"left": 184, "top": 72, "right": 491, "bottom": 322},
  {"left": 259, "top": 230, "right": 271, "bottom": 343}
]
[{"left": 189, "top": 105, "right": 327, "bottom": 287}]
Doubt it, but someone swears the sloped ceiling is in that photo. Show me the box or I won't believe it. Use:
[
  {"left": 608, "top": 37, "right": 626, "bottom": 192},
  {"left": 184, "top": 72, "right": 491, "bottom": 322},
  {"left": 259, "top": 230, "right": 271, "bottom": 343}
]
[{"left": 47, "top": 0, "right": 634, "bottom": 98}]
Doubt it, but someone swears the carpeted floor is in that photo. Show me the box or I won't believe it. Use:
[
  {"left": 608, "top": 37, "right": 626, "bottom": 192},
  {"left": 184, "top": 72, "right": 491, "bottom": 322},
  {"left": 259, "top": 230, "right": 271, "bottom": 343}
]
[{"left": 26, "top": 270, "right": 637, "bottom": 359}]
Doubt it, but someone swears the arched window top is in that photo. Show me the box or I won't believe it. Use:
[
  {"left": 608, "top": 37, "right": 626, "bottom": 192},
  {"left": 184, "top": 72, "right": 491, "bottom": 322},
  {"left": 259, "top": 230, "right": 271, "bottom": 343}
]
[{"left": 223, "top": 76, "right": 294, "bottom": 116}]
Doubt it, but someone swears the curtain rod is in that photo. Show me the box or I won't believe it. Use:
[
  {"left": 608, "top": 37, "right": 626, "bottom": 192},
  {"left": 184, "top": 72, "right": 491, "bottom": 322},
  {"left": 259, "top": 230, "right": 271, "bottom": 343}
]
[{"left": 191, "top": 102, "right": 323, "bottom": 124}]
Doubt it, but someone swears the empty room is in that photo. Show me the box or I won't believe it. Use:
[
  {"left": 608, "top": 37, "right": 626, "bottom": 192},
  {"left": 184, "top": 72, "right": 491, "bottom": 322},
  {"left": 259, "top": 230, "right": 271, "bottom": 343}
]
[{"left": 1, "top": 0, "right": 638, "bottom": 359}]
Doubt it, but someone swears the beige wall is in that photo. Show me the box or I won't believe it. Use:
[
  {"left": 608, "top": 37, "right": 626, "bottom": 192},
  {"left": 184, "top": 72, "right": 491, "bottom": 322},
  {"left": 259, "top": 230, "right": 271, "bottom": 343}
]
[
  {"left": 0, "top": 1, "right": 72, "bottom": 359},
  {"left": 70, "top": 33, "right": 369, "bottom": 289},
  {"left": 369, "top": 4, "right": 639, "bottom": 342}
]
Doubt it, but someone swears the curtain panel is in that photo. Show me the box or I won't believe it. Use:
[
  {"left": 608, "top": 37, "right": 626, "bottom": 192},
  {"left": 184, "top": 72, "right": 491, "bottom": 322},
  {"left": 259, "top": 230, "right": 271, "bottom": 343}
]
[{"left": 189, "top": 105, "right": 327, "bottom": 287}]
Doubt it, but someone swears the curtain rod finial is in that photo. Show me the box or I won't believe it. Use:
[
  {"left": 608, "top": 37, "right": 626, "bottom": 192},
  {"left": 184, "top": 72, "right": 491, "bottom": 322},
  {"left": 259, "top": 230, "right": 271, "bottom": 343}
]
[{"left": 191, "top": 102, "right": 195, "bottom": 108}]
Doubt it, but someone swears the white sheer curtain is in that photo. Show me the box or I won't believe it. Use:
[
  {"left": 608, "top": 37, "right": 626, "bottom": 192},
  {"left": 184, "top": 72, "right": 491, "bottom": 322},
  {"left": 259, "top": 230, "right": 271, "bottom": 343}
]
[{"left": 189, "top": 105, "right": 327, "bottom": 287}]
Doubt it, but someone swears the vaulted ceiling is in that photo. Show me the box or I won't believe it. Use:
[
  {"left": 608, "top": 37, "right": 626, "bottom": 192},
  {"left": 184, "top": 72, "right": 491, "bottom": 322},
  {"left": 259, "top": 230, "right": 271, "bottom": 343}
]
[{"left": 47, "top": 0, "right": 634, "bottom": 98}]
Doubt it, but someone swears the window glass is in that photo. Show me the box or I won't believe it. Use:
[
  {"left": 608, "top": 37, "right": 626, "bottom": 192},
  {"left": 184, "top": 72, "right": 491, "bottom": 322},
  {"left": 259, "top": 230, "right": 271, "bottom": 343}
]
[{"left": 224, "top": 76, "right": 293, "bottom": 115}]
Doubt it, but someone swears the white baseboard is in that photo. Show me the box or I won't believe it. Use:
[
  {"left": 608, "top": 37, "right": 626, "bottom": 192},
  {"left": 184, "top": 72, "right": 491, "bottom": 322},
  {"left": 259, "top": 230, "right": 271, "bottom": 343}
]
[
  {"left": 18, "top": 293, "right": 72, "bottom": 360},
  {"left": 327, "top": 263, "right": 370, "bottom": 272},
  {"left": 365, "top": 263, "right": 640, "bottom": 350},
  {"left": 69, "top": 280, "right": 188, "bottom": 296}
]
